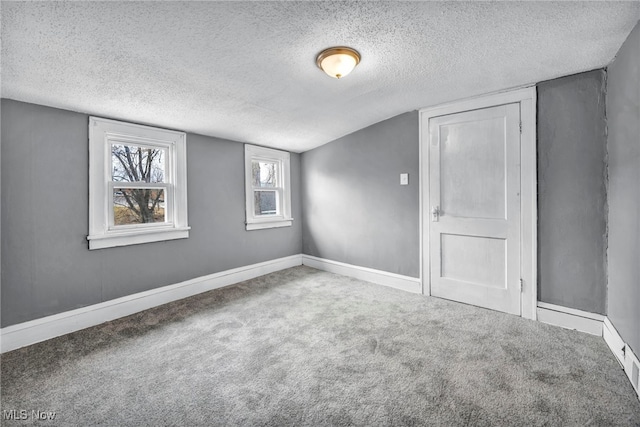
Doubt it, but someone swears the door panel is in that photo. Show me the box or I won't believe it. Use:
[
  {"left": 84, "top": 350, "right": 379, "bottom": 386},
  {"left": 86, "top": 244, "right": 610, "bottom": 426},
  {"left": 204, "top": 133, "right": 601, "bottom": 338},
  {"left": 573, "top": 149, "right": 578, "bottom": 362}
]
[
  {"left": 440, "top": 117, "right": 506, "bottom": 220},
  {"left": 429, "top": 103, "right": 521, "bottom": 315},
  {"left": 441, "top": 234, "right": 506, "bottom": 288}
]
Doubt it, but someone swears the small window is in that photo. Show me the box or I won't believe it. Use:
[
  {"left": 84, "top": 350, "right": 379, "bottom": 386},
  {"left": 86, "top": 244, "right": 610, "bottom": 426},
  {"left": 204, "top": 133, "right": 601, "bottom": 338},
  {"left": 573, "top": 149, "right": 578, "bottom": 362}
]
[
  {"left": 88, "top": 117, "right": 189, "bottom": 249},
  {"left": 244, "top": 145, "right": 292, "bottom": 230}
]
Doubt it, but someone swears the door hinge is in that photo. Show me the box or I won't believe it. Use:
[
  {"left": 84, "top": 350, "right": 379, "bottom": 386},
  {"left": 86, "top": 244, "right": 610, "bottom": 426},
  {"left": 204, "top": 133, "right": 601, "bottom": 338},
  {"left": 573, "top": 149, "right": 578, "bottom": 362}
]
[
  {"left": 519, "top": 278, "right": 523, "bottom": 292},
  {"left": 519, "top": 121, "right": 523, "bottom": 134}
]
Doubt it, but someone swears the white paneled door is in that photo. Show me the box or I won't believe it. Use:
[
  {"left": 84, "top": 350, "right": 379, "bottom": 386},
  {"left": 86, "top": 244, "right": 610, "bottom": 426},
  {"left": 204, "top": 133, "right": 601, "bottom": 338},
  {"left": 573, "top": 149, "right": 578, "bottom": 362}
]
[{"left": 428, "top": 103, "right": 521, "bottom": 315}]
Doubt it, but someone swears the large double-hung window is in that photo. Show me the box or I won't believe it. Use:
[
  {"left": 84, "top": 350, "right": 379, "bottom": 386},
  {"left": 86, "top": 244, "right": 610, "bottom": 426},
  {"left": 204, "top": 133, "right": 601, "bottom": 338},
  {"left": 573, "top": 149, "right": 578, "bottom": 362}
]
[
  {"left": 88, "top": 117, "right": 189, "bottom": 249},
  {"left": 244, "top": 144, "right": 292, "bottom": 230}
]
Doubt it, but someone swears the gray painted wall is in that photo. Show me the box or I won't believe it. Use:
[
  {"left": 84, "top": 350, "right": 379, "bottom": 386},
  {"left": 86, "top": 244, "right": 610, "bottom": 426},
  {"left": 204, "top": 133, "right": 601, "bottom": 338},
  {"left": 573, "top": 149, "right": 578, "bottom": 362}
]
[
  {"left": 301, "top": 112, "right": 420, "bottom": 278},
  {"left": 606, "top": 21, "right": 640, "bottom": 353},
  {"left": 536, "top": 70, "right": 608, "bottom": 314},
  {"left": 1, "top": 99, "right": 302, "bottom": 327}
]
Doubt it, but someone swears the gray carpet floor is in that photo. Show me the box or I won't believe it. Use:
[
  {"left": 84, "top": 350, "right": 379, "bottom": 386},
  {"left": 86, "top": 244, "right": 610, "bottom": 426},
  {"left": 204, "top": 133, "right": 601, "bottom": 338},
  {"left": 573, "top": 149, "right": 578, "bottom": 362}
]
[{"left": 1, "top": 266, "right": 639, "bottom": 426}]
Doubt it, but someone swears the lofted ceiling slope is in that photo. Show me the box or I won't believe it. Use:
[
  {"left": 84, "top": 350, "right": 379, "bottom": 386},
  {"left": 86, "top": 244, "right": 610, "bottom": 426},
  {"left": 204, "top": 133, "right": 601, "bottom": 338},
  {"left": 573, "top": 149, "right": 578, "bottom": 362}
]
[{"left": 2, "top": 1, "right": 639, "bottom": 152}]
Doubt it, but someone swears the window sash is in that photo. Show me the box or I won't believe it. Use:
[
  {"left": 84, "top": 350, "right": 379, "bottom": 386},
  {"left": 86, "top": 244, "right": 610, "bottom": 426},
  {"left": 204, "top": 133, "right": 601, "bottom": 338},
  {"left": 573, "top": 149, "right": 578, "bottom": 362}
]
[
  {"left": 106, "top": 136, "right": 176, "bottom": 232},
  {"left": 111, "top": 146, "right": 167, "bottom": 184},
  {"left": 252, "top": 188, "right": 283, "bottom": 217},
  {"left": 250, "top": 158, "right": 284, "bottom": 219},
  {"left": 251, "top": 159, "right": 278, "bottom": 188},
  {"left": 108, "top": 182, "right": 173, "bottom": 231},
  {"left": 108, "top": 136, "right": 174, "bottom": 183}
]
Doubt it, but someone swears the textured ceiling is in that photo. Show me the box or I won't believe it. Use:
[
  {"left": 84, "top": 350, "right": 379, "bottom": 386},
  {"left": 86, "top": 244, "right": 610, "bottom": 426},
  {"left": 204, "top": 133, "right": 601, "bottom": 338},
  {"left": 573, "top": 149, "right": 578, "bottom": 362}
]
[{"left": 2, "top": 2, "right": 639, "bottom": 152}]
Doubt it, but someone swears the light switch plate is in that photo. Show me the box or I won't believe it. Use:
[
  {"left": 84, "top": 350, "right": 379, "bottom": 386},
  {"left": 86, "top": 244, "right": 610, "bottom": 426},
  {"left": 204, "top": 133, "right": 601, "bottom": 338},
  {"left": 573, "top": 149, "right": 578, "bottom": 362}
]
[{"left": 400, "top": 173, "right": 409, "bottom": 185}]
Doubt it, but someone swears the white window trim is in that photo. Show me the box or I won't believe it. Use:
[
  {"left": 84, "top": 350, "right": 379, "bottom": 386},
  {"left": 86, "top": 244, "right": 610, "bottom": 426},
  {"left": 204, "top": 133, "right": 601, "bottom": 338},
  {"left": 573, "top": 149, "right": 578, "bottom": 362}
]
[
  {"left": 88, "top": 117, "right": 189, "bottom": 249},
  {"left": 244, "top": 144, "right": 293, "bottom": 231}
]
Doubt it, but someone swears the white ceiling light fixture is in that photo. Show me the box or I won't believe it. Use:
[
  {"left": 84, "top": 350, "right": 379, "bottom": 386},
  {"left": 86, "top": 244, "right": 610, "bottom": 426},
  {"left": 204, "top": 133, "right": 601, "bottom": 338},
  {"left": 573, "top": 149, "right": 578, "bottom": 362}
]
[{"left": 316, "top": 46, "right": 361, "bottom": 79}]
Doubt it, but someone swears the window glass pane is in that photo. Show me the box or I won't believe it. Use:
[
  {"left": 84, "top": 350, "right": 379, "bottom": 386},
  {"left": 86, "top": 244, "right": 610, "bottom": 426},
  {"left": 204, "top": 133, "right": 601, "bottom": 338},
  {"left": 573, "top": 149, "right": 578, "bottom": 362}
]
[
  {"left": 251, "top": 161, "right": 277, "bottom": 187},
  {"left": 112, "top": 144, "right": 166, "bottom": 183},
  {"left": 254, "top": 190, "right": 277, "bottom": 216},
  {"left": 113, "top": 188, "right": 166, "bottom": 225}
]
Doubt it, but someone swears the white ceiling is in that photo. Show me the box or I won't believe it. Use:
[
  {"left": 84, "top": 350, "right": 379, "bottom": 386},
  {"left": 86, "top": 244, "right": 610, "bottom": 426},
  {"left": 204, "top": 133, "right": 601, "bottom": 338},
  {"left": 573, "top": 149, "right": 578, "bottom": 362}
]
[{"left": 2, "top": 2, "right": 639, "bottom": 153}]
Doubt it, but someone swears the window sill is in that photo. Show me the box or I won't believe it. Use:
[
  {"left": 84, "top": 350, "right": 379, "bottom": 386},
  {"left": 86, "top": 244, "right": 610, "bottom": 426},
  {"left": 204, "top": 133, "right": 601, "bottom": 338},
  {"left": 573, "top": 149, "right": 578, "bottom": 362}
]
[
  {"left": 246, "top": 219, "right": 293, "bottom": 231},
  {"left": 88, "top": 227, "right": 190, "bottom": 250}
]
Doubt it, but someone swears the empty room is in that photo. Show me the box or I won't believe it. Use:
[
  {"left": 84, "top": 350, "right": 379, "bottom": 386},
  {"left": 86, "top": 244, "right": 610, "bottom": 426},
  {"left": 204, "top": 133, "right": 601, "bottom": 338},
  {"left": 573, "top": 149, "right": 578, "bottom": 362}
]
[{"left": 1, "top": 1, "right": 639, "bottom": 425}]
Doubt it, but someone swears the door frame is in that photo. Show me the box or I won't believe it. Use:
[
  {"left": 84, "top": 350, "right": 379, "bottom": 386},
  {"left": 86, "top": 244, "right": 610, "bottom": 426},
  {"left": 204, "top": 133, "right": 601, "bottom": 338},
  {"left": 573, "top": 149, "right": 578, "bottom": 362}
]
[{"left": 419, "top": 86, "right": 537, "bottom": 320}]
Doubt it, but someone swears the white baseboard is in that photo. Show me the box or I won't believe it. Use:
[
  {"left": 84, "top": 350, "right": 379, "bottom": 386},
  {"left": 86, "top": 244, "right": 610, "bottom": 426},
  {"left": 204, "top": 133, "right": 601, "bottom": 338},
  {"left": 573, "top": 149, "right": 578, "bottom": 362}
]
[
  {"left": 536, "top": 302, "right": 604, "bottom": 336},
  {"left": 535, "top": 304, "right": 640, "bottom": 400},
  {"left": 301, "top": 255, "right": 422, "bottom": 294},
  {"left": 0, "top": 254, "right": 303, "bottom": 353},
  {"left": 603, "top": 317, "right": 640, "bottom": 401},
  {"left": 603, "top": 317, "right": 626, "bottom": 367}
]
